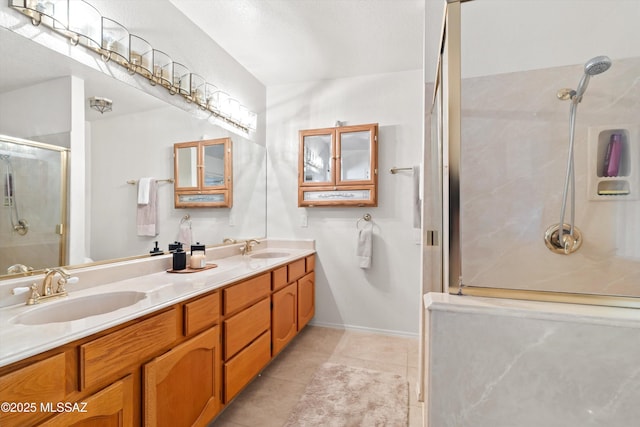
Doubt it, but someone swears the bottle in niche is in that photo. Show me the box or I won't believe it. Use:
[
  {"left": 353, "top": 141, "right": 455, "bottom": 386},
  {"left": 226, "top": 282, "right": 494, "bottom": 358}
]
[{"left": 603, "top": 133, "right": 623, "bottom": 177}]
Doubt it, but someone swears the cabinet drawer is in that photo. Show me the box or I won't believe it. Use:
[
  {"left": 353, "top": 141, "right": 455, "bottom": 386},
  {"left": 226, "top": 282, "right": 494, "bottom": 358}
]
[
  {"left": 184, "top": 291, "right": 220, "bottom": 336},
  {"left": 224, "top": 298, "right": 270, "bottom": 360},
  {"left": 272, "top": 265, "right": 288, "bottom": 291},
  {"left": 223, "top": 272, "right": 270, "bottom": 314},
  {"left": 288, "top": 258, "right": 306, "bottom": 282},
  {"left": 306, "top": 254, "right": 315, "bottom": 272},
  {"left": 80, "top": 309, "right": 178, "bottom": 390},
  {"left": 0, "top": 353, "right": 67, "bottom": 427},
  {"left": 224, "top": 331, "right": 271, "bottom": 403}
]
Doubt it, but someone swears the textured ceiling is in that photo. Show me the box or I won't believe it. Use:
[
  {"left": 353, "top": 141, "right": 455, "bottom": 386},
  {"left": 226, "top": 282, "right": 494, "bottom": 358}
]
[{"left": 171, "top": 0, "right": 425, "bottom": 86}]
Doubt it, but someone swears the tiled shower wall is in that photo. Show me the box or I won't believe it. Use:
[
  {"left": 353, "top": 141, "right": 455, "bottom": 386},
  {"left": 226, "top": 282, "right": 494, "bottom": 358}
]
[{"left": 460, "top": 56, "right": 640, "bottom": 296}]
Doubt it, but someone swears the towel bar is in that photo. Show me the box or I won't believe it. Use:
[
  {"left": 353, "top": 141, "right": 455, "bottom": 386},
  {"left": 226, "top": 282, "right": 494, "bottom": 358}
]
[
  {"left": 389, "top": 166, "right": 412, "bottom": 174},
  {"left": 127, "top": 178, "right": 175, "bottom": 184}
]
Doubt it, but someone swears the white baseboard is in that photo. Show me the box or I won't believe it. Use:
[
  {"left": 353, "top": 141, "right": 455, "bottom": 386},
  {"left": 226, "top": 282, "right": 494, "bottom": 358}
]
[{"left": 308, "top": 320, "right": 419, "bottom": 339}]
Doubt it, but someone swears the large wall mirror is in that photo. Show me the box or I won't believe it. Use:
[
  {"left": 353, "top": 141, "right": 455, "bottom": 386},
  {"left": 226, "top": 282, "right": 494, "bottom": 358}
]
[{"left": 0, "top": 25, "right": 266, "bottom": 280}]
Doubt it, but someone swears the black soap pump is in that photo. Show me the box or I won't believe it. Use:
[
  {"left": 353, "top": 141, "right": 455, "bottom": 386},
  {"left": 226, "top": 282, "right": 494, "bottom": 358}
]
[{"left": 172, "top": 244, "right": 187, "bottom": 271}]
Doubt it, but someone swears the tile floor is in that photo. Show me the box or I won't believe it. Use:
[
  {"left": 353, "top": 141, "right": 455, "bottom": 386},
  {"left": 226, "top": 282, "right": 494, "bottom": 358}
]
[{"left": 209, "top": 325, "right": 422, "bottom": 426}]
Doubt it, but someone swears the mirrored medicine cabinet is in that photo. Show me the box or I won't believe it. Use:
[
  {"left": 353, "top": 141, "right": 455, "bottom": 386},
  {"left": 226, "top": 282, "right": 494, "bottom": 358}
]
[
  {"left": 174, "top": 138, "right": 233, "bottom": 208},
  {"left": 298, "top": 123, "right": 378, "bottom": 207}
]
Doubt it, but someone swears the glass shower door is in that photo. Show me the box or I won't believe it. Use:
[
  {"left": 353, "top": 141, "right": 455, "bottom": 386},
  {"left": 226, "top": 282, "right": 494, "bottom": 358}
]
[{"left": 0, "top": 136, "right": 68, "bottom": 275}]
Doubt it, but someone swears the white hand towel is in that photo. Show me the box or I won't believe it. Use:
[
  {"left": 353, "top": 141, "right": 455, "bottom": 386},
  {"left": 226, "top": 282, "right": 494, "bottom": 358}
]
[
  {"left": 136, "top": 179, "right": 158, "bottom": 236},
  {"left": 412, "top": 165, "right": 422, "bottom": 229},
  {"left": 357, "top": 225, "right": 372, "bottom": 269},
  {"left": 137, "top": 177, "right": 152, "bottom": 205}
]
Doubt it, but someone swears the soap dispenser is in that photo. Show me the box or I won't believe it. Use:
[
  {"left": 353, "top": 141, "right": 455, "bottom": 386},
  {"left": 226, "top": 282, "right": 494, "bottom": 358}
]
[
  {"left": 172, "top": 244, "right": 186, "bottom": 271},
  {"left": 150, "top": 241, "right": 163, "bottom": 256},
  {"left": 190, "top": 242, "right": 206, "bottom": 269}
]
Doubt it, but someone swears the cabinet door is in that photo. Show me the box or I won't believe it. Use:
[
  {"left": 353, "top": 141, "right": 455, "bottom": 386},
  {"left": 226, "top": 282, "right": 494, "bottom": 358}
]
[
  {"left": 272, "top": 282, "right": 298, "bottom": 355},
  {"left": 37, "top": 375, "right": 134, "bottom": 427},
  {"left": 201, "top": 139, "right": 231, "bottom": 191},
  {"left": 174, "top": 142, "right": 200, "bottom": 191},
  {"left": 144, "top": 327, "right": 221, "bottom": 427},
  {"left": 298, "top": 272, "right": 315, "bottom": 331},
  {"left": 336, "top": 124, "right": 377, "bottom": 186},
  {"left": 299, "top": 127, "right": 335, "bottom": 186}
]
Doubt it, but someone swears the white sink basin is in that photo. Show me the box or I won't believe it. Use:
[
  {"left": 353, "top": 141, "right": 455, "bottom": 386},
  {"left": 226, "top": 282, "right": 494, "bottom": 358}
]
[
  {"left": 12, "top": 291, "right": 147, "bottom": 325},
  {"left": 250, "top": 251, "right": 290, "bottom": 259}
]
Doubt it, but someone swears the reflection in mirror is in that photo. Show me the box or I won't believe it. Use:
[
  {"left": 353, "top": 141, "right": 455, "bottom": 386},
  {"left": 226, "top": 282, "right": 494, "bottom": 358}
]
[
  {"left": 0, "top": 136, "right": 68, "bottom": 274},
  {"left": 173, "top": 138, "right": 233, "bottom": 208},
  {"left": 0, "top": 26, "right": 266, "bottom": 281},
  {"left": 303, "top": 134, "right": 332, "bottom": 183},
  {"left": 176, "top": 146, "right": 198, "bottom": 188},
  {"left": 203, "top": 143, "right": 226, "bottom": 188},
  {"left": 340, "top": 130, "right": 371, "bottom": 181}
]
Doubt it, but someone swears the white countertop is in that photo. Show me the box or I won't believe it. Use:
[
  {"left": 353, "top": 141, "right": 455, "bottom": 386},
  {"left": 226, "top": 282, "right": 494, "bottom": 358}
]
[{"left": 0, "top": 239, "right": 315, "bottom": 368}]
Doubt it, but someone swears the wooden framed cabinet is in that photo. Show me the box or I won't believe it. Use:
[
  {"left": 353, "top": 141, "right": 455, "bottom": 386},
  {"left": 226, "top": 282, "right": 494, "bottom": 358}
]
[
  {"left": 298, "top": 123, "right": 378, "bottom": 207},
  {"left": 174, "top": 138, "right": 232, "bottom": 208}
]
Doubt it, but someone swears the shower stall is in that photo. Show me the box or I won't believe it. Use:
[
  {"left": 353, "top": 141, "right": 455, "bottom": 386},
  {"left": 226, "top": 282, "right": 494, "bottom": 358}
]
[
  {"left": 0, "top": 135, "right": 69, "bottom": 275},
  {"left": 419, "top": 1, "right": 640, "bottom": 426},
  {"left": 431, "top": 0, "right": 640, "bottom": 304}
]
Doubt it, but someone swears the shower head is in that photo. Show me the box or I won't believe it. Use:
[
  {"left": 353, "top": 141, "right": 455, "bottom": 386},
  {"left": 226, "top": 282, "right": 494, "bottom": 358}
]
[
  {"left": 584, "top": 55, "right": 612, "bottom": 76},
  {"left": 574, "top": 55, "right": 612, "bottom": 100}
]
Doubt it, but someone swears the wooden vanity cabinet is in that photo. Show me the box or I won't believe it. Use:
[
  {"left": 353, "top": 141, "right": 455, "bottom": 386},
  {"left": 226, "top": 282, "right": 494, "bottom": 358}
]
[{"left": 0, "top": 254, "right": 316, "bottom": 427}]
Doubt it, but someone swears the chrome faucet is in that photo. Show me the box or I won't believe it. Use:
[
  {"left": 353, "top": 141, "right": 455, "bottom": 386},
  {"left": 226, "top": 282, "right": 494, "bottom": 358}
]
[
  {"left": 27, "top": 267, "right": 75, "bottom": 305},
  {"left": 240, "top": 239, "right": 260, "bottom": 255}
]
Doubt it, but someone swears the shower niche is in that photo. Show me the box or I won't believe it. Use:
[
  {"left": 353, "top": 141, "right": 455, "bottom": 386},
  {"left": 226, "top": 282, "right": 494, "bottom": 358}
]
[{"left": 588, "top": 124, "right": 639, "bottom": 200}]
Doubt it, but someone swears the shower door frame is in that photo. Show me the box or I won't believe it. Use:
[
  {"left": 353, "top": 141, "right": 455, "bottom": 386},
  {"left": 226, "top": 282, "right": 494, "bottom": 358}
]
[
  {"left": 439, "top": 0, "right": 640, "bottom": 308},
  {"left": 0, "top": 134, "right": 70, "bottom": 271}
]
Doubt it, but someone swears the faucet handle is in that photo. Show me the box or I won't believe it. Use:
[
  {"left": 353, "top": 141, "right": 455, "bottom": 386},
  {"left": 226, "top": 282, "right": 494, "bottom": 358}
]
[
  {"left": 27, "top": 284, "right": 40, "bottom": 305},
  {"left": 56, "top": 276, "right": 79, "bottom": 293},
  {"left": 11, "top": 286, "right": 31, "bottom": 295}
]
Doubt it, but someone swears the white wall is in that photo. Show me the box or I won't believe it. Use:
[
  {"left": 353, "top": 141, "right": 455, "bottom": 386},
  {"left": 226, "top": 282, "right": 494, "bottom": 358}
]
[
  {"left": 0, "top": 77, "right": 72, "bottom": 139},
  {"left": 266, "top": 70, "right": 423, "bottom": 335}
]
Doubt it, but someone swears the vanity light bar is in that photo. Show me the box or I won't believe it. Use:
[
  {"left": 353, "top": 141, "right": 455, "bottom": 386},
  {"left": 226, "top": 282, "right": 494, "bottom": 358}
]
[{"left": 9, "top": 0, "right": 258, "bottom": 133}]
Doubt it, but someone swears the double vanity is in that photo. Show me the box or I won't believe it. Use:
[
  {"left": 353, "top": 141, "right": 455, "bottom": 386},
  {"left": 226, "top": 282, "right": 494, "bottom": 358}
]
[{"left": 0, "top": 239, "right": 315, "bottom": 426}]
